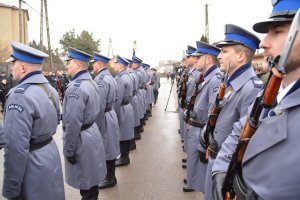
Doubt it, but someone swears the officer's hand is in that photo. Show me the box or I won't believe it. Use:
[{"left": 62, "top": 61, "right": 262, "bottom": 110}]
[
  {"left": 199, "top": 150, "right": 208, "bottom": 164},
  {"left": 199, "top": 126, "right": 207, "bottom": 149},
  {"left": 66, "top": 156, "right": 76, "bottom": 164},
  {"left": 212, "top": 173, "right": 226, "bottom": 200}
]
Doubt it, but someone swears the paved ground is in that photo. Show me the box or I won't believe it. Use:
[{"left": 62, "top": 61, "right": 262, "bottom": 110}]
[{"left": 0, "top": 78, "right": 203, "bottom": 200}]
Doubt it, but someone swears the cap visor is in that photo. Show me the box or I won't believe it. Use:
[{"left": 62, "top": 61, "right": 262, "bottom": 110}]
[
  {"left": 5, "top": 56, "right": 16, "bottom": 63},
  {"left": 253, "top": 18, "right": 293, "bottom": 33},
  {"left": 191, "top": 52, "right": 204, "bottom": 57}
]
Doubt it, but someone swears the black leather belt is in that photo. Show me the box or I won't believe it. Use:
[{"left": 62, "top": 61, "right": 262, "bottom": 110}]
[
  {"left": 105, "top": 106, "right": 112, "bottom": 112},
  {"left": 63, "top": 123, "right": 94, "bottom": 131},
  {"left": 29, "top": 137, "right": 53, "bottom": 152},
  {"left": 121, "top": 101, "right": 129, "bottom": 106},
  {"left": 187, "top": 119, "right": 206, "bottom": 128}
]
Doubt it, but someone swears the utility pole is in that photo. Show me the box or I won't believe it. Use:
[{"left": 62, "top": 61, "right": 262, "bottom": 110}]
[
  {"left": 40, "top": 0, "right": 44, "bottom": 50},
  {"left": 205, "top": 3, "right": 209, "bottom": 43},
  {"left": 107, "top": 38, "right": 114, "bottom": 57},
  {"left": 19, "top": 0, "right": 23, "bottom": 43},
  {"left": 44, "top": 0, "right": 54, "bottom": 71}
]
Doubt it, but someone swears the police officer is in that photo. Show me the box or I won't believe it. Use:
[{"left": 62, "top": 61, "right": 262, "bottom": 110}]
[
  {"left": 91, "top": 53, "right": 120, "bottom": 189},
  {"left": 3, "top": 42, "right": 65, "bottom": 200},
  {"left": 63, "top": 47, "right": 106, "bottom": 200},
  {"left": 150, "top": 68, "right": 160, "bottom": 105},
  {"left": 182, "top": 45, "right": 201, "bottom": 169},
  {"left": 127, "top": 58, "right": 142, "bottom": 149},
  {"left": 199, "top": 24, "right": 263, "bottom": 199},
  {"left": 213, "top": 1, "right": 300, "bottom": 199},
  {"left": 132, "top": 56, "right": 147, "bottom": 132},
  {"left": 113, "top": 56, "right": 135, "bottom": 166},
  {"left": 184, "top": 41, "right": 221, "bottom": 193}
]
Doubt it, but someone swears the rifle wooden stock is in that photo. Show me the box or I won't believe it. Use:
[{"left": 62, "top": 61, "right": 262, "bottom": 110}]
[
  {"left": 186, "top": 72, "right": 204, "bottom": 120},
  {"left": 223, "top": 67, "right": 284, "bottom": 200},
  {"left": 204, "top": 80, "right": 227, "bottom": 160},
  {"left": 56, "top": 79, "right": 63, "bottom": 102}
]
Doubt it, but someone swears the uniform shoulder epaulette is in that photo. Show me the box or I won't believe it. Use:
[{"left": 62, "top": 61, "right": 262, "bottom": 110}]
[
  {"left": 74, "top": 79, "right": 83, "bottom": 87},
  {"left": 216, "top": 72, "right": 223, "bottom": 79},
  {"left": 14, "top": 83, "right": 32, "bottom": 93},
  {"left": 251, "top": 76, "right": 264, "bottom": 88}
]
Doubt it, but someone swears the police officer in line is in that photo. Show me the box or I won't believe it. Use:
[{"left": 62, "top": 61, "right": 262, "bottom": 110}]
[
  {"left": 178, "top": 51, "right": 191, "bottom": 146},
  {"left": 113, "top": 56, "right": 135, "bottom": 167},
  {"left": 63, "top": 47, "right": 106, "bottom": 200},
  {"left": 213, "top": 1, "right": 300, "bottom": 199},
  {"left": 182, "top": 46, "right": 201, "bottom": 169},
  {"left": 198, "top": 24, "right": 263, "bottom": 200},
  {"left": 150, "top": 67, "right": 160, "bottom": 105},
  {"left": 184, "top": 41, "right": 222, "bottom": 193},
  {"left": 142, "top": 63, "right": 154, "bottom": 117},
  {"left": 3, "top": 42, "right": 65, "bottom": 200},
  {"left": 127, "top": 58, "right": 142, "bottom": 150},
  {"left": 132, "top": 56, "right": 147, "bottom": 132},
  {"left": 91, "top": 53, "right": 120, "bottom": 189}
]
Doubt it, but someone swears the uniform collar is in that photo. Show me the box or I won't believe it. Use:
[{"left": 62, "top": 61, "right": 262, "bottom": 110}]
[
  {"left": 117, "top": 69, "right": 128, "bottom": 77},
  {"left": 279, "top": 79, "right": 300, "bottom": 110},
  {"left": 189, "top": 67, "right": 196, "bottom": 74},
  {"left": 18, "top": 71, "right": 43, "bottom": 85},
  {"left": 227, "top": 63, "right": 256, "bottom": 91},
  {"left": 204, "top": 65, "right": 220, "bottom": 81},
  {"left": 204, "top": 65, "right": 218, "bottom": 78},
  {"left": 73, "top": 70, "right": 88, "bottom": 80}
]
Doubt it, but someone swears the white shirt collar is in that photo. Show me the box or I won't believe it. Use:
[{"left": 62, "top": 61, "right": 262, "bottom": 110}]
[{"left": 277, "top": 80, "right": 297, "bottom": 104}]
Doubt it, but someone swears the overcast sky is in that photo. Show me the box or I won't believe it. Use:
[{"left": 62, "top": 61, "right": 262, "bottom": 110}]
[{"left": 3, "top": 0, "right": 272, "bottom": 66}]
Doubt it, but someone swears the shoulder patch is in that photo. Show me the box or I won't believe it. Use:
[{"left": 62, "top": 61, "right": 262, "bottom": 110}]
[
  {"left": 14, "top": 83, "right": 31, "bottom": 94},
  {"left": 252, "top": 77, "right": 264, "bottom": 89},
  {"left": 216, "top": 73, "right": 223, "bottom": 79},
  {"left": 213, "top": 87, "right": 219, "bottom": 92},
  {"left": 68, "top": 93, "right": 79, "bottom": 99},
  {"left": 74, "top": 79, "right": 83, "bottom": 87},
  {"left": 8, "top": 104, "right": 24, "bottom": 113}
]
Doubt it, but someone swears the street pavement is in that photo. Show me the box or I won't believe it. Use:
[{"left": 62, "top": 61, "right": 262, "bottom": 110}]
[{"left": 0, "top": 77, "right": 203, "bottom": 200}]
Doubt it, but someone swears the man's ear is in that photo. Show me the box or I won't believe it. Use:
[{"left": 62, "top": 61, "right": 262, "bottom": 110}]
[{"left": 20, "top": 63, "right": 27, "bottom": 73}]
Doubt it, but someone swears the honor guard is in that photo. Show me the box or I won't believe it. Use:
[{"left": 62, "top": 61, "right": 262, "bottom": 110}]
[
  {"left": 150, "top": 67, "right": 160, "bottom": 105},
  {"left": 213, "top": 0, "right": 300, "bottom": 199},
  {"left": 184, "top": 41, "right": 222, "bottom": 193},
  {"left": 199, "top": 24, "right": 263, "bottom": 199},
  {"left": 182, "top": 45, "right": 201, "bottom": 169},
  {"left": 113, "top": 56, "right": 135, "bottom": 167},
  {"left": 132, "top": 56, "right": 147, "bottom": 133},
  {"left": 91, "top": 53, "right": 120, "bottom": 189},
  {"left": 3, "top": 42, "right": 65, "bottom": 200},
  {"left": 63, "top": 47, "right": 106, "bottom": 199},
  {"left": 127, "top": 58, "right": 142, "bottom": 150}
]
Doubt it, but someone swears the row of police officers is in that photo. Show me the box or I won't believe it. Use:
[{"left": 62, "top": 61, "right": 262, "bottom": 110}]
[
  {"left": 0, "top": 41, "right": 159, "bottom": 199},
  {"left": 177, "top": 0, "right": 300, "bottom": 199}
]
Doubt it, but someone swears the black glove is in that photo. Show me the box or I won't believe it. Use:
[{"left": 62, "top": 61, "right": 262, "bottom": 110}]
[
  {"left": 199, "top": 150, "right": 208, "bottom": 164},
  {"left": 212, "top": 173, "right": 226, "bottom": 200},
  {"left": 66, "top": 156, "right": 76, "bottom": 164}
]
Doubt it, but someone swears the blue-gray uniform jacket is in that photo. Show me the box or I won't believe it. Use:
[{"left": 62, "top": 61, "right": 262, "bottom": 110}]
[
  {"left": 62, "top": 71, "right": 106, "bottom": 190},
  {"left": 146, "top": 70, "right": 155, "bottom": 105},
  {"left": 114, "top": 70, "right": 135, "bottom": 141},
  {"left": 186, "top": 65, "right": 221, "bottom": 192},
  {"left": 214, "top": 80, "right": 300, "bottom": 199},
  {"left": 204, "top": 63, "right": 263, "bottom": 200},
  {"left": 140, "top": 67, "right": 149, "bottom": 112},
  {"left": 2, "top": 72, "right": 65, "bottom": 200},
  {"left": 183, "top": 67, "right": 201, "bottom": 151},
  {"left": 94, "top": 68, "right": 120, "bottom": 161},
  {"left": 186, "top": 67, "right": 201, "bottom": 104},
  {"left": 134, "top": 67, "right": 146, "bottom": 118},
  {"left": 128, "top": 68, "right": 141, "bottom": 127}
]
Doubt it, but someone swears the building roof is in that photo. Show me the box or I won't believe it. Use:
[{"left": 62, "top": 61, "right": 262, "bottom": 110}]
[{"left": 0, "top": 3, "right": 29, "bottom": 21}]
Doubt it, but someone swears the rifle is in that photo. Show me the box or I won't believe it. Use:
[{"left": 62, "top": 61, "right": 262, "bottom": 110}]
[
  {"left": 203, "top": 63, "right": 230, "bottom": 161},
  {"left": 56, "top": 78, "right": 63, "bottom": 103},
  {"left": 180, "top": 70, "right": 189, "bottom": 109},
  {"left": 222, "top": 9, "right": 300, "bottom": 200},
  {"left": 183, "top": 63, "right": 206, "bottom": 122}
]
